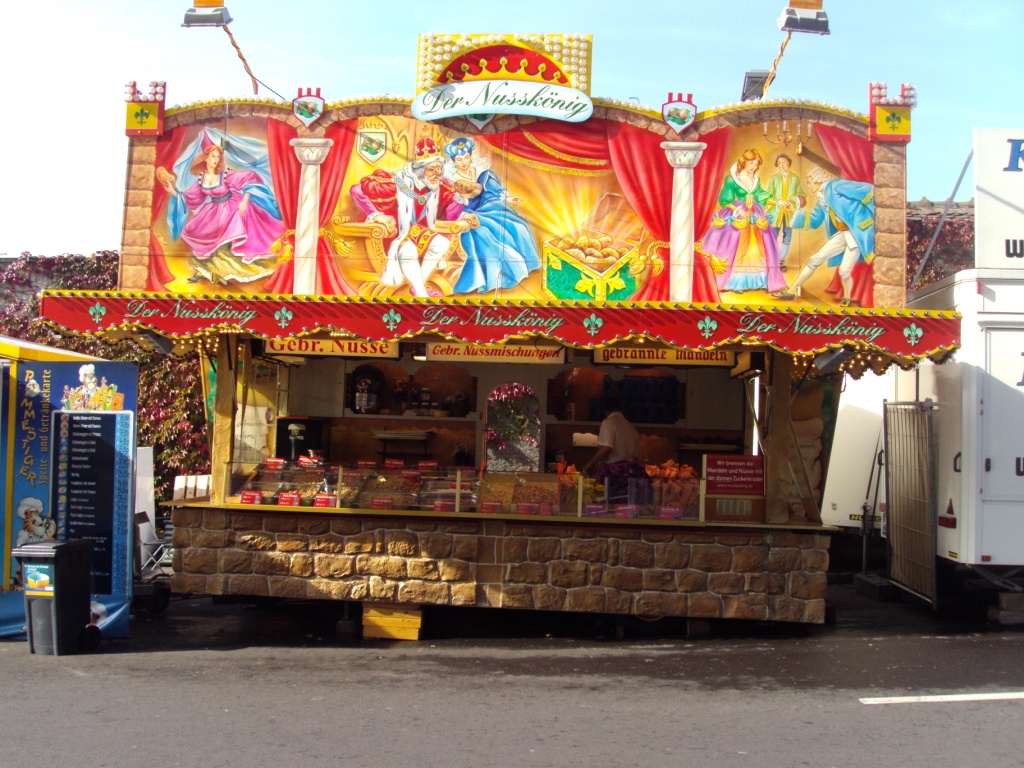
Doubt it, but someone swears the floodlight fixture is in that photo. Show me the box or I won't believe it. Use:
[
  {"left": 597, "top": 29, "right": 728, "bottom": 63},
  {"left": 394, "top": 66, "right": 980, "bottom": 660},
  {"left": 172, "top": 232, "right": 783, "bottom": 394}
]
[
  {"left": 741, "top": 70, "right": 770, "bottom": 102},
  {"left": 183, "top": 1, "right": 233, "bottom": 28},
  {"left": 814, "top": 347, "right": 855, "bottom": 374},
  {"left": 778, "top": 3, "right": 830, "bottom": 35},
  {"left": 138, "top": 330, "right": 176, "bottom": 356}
]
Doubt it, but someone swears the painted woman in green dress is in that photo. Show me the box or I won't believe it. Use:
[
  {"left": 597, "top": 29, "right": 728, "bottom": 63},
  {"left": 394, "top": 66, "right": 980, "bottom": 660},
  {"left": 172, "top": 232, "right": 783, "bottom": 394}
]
[{"left": 698, "top": 148, "right": 786, "bottom": 294}]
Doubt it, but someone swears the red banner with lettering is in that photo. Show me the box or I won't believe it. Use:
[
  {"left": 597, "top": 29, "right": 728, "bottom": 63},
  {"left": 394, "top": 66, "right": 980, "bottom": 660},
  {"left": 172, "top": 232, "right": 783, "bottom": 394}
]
[{"left": 40, "top": 292, "right": 959, "bottom": 360}]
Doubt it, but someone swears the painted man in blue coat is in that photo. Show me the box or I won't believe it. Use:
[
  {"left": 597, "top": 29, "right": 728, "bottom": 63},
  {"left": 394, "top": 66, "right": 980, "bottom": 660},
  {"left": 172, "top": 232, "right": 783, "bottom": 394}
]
[{"left": 770, "top": 166, "right": 874, "bottom": 306}]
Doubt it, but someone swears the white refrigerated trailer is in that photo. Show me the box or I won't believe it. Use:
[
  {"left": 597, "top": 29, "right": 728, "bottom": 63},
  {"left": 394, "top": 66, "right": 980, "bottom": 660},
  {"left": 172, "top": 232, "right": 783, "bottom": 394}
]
[
  {"left": 825, "top": 128, "right": 1024, "bottom": 615},
  {"left": 823, "top": 270, "right": 1024, "bottom": 611},
  {"left": 820, "top": 369, "right": 891, "bottom": 534},
  {"left": 883, "top": 269, "right": 1024, "bottom": 604}
]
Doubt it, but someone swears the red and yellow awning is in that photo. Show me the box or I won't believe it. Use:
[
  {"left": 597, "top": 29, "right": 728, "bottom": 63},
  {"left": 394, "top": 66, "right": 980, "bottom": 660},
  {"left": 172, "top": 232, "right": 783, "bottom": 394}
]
[{"left": 40, "top": 291, "right": 959, "bottom": 367}]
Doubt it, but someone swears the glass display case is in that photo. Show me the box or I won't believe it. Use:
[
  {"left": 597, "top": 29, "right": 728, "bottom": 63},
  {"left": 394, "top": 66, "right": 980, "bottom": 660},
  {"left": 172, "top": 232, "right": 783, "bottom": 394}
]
[
  {"left": 228, "top": 461, "right": 478, "bottom": 512},
  {"left": 479, "top": 472, "right": 580, "bottom": 516},
  {"left": 355, "top": 473, "right": 421, "bottom": 509},
  {"left": 229, "top": 460, "right": 345, "bottom": 508},
  {"left": 226, "top": 462, "right": 702, "bottom": 521},
  {"left": 416, "top": 478, "right": 481, "bottom": 512}
]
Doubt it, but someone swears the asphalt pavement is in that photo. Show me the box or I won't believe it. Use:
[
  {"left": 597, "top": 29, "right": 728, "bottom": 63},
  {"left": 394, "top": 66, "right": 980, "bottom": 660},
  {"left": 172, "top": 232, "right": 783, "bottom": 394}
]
[{"left": 2, "top": 537, "right": 1021, "bottom": 768}]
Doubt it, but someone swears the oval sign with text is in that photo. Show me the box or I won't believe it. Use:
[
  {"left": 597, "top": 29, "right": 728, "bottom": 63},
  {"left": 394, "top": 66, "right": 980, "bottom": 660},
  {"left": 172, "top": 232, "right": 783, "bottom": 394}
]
[{"left": 412, "top": 80, "right": 593, "bottom": 123}]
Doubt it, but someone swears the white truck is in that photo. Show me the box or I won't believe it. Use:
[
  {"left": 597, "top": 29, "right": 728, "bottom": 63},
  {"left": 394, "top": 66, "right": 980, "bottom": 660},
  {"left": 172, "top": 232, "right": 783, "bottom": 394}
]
[
  {"left": 824, "top": 269, "right": 1024, "bottom": 611},
  {"left": 823, "top": 129, "right": 1024, "bottom": 616}
]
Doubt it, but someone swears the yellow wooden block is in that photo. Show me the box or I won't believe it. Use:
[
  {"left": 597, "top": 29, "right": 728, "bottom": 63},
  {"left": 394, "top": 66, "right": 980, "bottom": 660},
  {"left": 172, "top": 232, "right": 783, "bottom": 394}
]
[
  {"left": 362, "top": 623, "right": 421, "bottom": 640},
  {"left": 363, "top": 603, "right": 422, "bottom": 620},
  {"left": 362, "top": 602, "right": 423, "bottom": 640},
  {"left": 363, "top": 616, "right": 422, "bottom": 628}
]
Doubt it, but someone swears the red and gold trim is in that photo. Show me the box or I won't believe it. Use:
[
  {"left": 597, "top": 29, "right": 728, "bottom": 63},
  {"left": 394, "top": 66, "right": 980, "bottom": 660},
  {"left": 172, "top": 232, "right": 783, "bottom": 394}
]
[{"left": 40, "top": 291, "right": 959, "bottom": 367}]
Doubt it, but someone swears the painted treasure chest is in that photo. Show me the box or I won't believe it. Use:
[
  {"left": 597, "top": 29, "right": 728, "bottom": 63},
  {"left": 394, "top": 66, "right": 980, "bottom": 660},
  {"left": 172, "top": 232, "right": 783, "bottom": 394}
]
[{"left": 543, "top": 192, "right": 657, "bottom": 302}]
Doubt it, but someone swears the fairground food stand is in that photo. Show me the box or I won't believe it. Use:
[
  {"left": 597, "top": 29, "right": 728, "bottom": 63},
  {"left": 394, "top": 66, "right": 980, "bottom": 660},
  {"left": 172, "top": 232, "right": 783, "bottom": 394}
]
[{"left": 41, "top": 34, "right": 958, "bottom": 629}]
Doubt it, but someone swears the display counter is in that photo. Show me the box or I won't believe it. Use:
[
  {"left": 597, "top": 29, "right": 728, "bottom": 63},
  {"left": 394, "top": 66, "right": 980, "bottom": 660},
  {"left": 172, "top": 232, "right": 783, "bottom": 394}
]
[{"left": 224, "top": 460, "right": 710, "bottom": 522}]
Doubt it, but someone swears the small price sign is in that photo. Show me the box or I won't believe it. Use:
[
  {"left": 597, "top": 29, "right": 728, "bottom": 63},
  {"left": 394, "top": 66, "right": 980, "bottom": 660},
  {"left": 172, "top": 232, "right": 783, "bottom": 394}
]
[{"left": 239, "top": 490, "right": 263, "bottom": 505}]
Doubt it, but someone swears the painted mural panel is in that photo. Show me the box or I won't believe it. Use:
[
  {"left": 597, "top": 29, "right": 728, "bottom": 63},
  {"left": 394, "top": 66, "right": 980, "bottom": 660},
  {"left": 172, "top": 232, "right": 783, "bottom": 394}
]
[
  {"left": 695, "top": 119, "right": 876, "bottom": 308},
  {"left": 150, "top": 108, "right": 876, "bottom": 308},
  {"left": 153, "top": 118, "right": 285, "bottom": 287}
]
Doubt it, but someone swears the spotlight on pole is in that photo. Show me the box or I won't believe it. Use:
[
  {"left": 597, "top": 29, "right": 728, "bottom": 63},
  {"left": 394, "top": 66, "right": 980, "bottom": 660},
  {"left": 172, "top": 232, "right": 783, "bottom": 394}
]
[
  {"left": 777, "top": 0, "right": 830, "bottom": 36},
  {"left": 814, "top": 347, "right": 854, "bottom": 374},
  {"left": 183, "top": 0, "right": 233, "bottom": 28},
  {"left": 741, "top": 71, "right": 770, "bottom": 102}
]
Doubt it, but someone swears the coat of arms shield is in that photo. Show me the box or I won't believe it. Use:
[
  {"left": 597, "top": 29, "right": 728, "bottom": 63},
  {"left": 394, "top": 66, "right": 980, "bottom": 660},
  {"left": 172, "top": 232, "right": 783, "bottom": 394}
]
[
  {"left": 357, "top": 131, "right": 388, "bottom": 165},
  {"left": 661, "top": 92, "right": 697, "bottom": 138},
  {"left": 292, "top": 88, "right": 325, "bottom": 128},
  {"left": 465, "top": 114, "right": 495, "bottom": 131}
]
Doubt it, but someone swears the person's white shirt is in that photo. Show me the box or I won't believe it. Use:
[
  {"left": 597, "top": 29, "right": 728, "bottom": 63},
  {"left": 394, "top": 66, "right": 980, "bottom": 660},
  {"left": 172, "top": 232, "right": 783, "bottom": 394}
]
[{"left": 597, "top": 411, "right": 639, "bottom": 463}]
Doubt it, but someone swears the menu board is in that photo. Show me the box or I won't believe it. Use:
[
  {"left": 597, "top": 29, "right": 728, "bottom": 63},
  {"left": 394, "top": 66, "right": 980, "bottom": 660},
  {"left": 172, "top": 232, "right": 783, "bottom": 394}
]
[{"left": 50, "top": 411, "right": 135, "bottom": 596}]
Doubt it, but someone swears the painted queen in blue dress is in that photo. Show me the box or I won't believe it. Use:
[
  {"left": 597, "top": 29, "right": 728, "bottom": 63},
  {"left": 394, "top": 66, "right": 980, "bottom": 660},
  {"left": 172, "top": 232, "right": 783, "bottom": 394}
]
[{"left": 443, "top": 138, "right": 541, "bottom": 294}]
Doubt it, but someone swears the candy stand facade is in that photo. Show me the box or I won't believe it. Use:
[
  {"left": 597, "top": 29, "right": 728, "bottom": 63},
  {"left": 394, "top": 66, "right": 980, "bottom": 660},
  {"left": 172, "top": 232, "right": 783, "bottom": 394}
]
[{"left": 40, "top": 36, "right": 958, "bottom": 628}]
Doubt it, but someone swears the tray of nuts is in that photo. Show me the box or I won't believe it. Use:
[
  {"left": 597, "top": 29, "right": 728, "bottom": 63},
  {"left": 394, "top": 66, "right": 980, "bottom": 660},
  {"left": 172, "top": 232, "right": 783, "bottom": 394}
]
[
  {"left": 355, "top": 474, "right": 421, "bottom": 509},
  {"left": 294, "top": 481, "right": 327, "bottom": 506},
  {"left": 512, "top": 482, "right": 559, "bottom": 506},
  {"left": 416, "top": 488, "right": 479, "bottom": 512},
  {"left": 355, "top": 491, "right": 418, "bottom": 509},
  {"left": 333, "top": 483, "right": 361, "bottom": 507},
  {"left": 478, "top": 481, "right": 514, "bottom": 513}
]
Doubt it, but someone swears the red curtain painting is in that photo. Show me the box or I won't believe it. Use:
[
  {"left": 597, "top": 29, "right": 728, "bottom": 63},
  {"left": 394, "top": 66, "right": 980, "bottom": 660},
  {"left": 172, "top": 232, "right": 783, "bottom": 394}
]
[
  {"left": 480, "top": 119, "right": 723, "bottom": 302},
  {"left": 815, "top": 124, "right": 874, "bottom": 183},
  {"left": 264, "top": 119, "right": 355, "bottom": 294},
  {"left": 605, "top": 121, "right": 671, "bottom": 301},
  {"left": 814, "top": 123, "right": 876, "bottom": 306},
  {"left": 316, "top": 119, "right": 357, "bottom": 293},
  {"left": 479, "top": 120, "right": 611, "bottom": 173},
  {"left": 688, "top": 127, "right": 733, "bottom": 303},
  {"left": 148, "top": 128, "right": 187, "bottom": 290}
]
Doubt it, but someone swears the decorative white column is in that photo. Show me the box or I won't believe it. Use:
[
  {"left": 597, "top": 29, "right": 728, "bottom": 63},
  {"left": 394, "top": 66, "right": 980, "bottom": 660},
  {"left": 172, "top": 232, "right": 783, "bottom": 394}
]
[
  {"left": 661, "top": 141, "right": 706, "bottom": 303},
  {"left": 289, "top": 138, "right": 333, "bottom": 294}
]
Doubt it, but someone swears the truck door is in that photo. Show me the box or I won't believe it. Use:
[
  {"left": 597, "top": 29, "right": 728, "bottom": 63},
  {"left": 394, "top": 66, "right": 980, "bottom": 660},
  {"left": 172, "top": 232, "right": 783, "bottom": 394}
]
[
  {"left": 981, "top": 329, "right": 1024, "bottom": 500},
  {"left": 884, "top": 401, "right": 937, "bottom": 603},
  {"left": 978, "top": 328, "right": 1024, "bottom": 563}
]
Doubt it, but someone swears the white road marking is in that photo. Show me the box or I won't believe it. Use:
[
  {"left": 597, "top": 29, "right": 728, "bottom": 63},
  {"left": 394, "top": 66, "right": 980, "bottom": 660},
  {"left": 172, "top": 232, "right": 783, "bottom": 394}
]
[{"left": 861, "top": 692, "right": 1024, "bottom": 705}]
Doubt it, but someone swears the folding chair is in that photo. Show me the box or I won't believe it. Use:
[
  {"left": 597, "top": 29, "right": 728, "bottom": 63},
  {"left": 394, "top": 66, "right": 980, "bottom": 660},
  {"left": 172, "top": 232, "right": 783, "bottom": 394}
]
[{"left": 134, "top": 511, "right": 171, "bottom": 579}]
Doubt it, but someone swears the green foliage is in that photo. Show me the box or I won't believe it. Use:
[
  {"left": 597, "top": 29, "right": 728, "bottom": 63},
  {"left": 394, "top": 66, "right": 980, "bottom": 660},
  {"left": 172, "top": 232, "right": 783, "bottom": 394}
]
[
  {"left": 0, "top": 251, "right": 209, "bottom": 501},
  {"left": 906, "top": 217, "right": 974, "bottom": 290},
  {"left": 485, "top": 383, "right": 540, "bottom": 450}
]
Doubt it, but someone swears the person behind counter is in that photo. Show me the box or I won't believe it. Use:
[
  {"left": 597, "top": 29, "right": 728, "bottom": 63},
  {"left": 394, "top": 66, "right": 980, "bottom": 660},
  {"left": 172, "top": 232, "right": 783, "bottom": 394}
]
[{"left": 583, "top": 396, "right": 639, "bottom": 475}]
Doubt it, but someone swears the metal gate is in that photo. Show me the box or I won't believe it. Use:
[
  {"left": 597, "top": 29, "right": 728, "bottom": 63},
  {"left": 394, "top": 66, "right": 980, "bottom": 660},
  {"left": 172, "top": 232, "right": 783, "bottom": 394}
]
[{"left": 883, "top": 401, "right": 938, "bottom": 604}]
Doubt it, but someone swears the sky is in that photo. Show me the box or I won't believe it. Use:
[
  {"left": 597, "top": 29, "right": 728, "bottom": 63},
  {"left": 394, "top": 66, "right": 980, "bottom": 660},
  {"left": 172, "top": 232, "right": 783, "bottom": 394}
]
[{"left": 0, "top": 0, "right": 1016, "bottom": 257}]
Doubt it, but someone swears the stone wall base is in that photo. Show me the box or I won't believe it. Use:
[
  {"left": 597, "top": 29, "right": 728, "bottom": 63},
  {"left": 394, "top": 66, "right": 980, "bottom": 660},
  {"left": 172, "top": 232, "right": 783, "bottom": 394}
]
[{"left": 170, "top": 510, "right": 830, "bottom": 623}]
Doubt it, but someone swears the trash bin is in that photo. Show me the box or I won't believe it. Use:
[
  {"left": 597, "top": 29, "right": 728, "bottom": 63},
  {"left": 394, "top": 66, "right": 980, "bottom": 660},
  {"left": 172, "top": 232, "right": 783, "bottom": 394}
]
[{"left": 12, "top": 540, "right": 94, "bottom": 655}]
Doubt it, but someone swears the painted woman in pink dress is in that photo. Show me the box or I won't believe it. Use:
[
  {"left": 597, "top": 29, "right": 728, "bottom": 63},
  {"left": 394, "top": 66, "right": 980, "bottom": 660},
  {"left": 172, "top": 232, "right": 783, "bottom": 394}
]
[{"left": 159, "top": 133, "right": 284, "bottom": 285}]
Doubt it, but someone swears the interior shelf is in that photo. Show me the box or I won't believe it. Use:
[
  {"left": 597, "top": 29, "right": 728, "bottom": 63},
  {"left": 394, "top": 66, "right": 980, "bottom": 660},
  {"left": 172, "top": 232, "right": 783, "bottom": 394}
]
[{"left": 679, "top": 443, "right": 740, "bottom": 451}]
